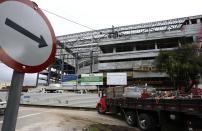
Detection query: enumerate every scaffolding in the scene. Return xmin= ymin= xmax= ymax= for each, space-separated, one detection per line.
xmin=56 ymin=15 xmax=200 ymax=59
xmin=36 ymin=41 xmax=75 ymax=86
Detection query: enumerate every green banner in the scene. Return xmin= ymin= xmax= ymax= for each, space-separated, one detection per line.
xmin=80 ymin=73 xmax=103 ymax=85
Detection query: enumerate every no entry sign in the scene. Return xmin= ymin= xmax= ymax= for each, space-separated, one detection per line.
xmin=0 ymin=0 xmax=56 ymax=73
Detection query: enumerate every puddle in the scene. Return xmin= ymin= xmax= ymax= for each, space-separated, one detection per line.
xmin=84 ymin=123 xmax=137 ymax=131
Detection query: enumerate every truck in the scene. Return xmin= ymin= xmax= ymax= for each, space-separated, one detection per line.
xmin=96 ymin=86 xmax=202 ymax=131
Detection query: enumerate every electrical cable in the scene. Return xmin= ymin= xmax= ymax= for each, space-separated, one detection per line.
xmin=41 ymin=8 xmax=95 ymax=31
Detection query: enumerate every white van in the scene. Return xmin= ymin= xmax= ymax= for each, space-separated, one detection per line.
xmin=0 ymin=98 xmax=7 ymax=115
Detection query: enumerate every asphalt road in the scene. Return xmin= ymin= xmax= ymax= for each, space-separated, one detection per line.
xmin=0 ymin=106 xmax=137 ymax=131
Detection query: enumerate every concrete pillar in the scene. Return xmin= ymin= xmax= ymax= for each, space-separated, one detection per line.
xmin=197 ymin=19 xmax=200 ymax=24
xmin=75 ymin=53 xmax=78 ymax=74
xmin=90 ymin=51 xmax=93 ymax=73
xmin=189 ymin=20 xmax=191 ymax=25
xmin=47 ymin=65 xmax=52 ymax=86
xmin=133 ymin=45 xmax=136 ymax=51
xmin=178 ymin=40 xmax=182 ymax=47
xmin=199 ymin=75 xmax=202 ymax=84
xmin=155 ymin=43 xmax=158 ymax=49
xmin=113 ymin=47 xmax=116 ymax=53
xmin=193 ymin=36 xmax=197 ymax=43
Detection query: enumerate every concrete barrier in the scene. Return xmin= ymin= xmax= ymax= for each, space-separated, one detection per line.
xmin=20 ymin=92 xmax=99 ymax=108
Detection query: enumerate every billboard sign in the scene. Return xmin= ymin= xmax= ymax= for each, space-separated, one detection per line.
xmin=107 ymin=72 xmax=127 ymax=85
xmin=61 ymin=74 xmax=77 ymax=85
xmin=81 ymin=73 xmax=103 ymax=85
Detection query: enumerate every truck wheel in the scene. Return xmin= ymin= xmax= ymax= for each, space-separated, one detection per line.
xmin=138 ymin=113 xmax=156 ymax=131
xmin=125 ymin=111 xmax=136 ymax=126
xmin=97 ymin=104 xmax=105 ymax=114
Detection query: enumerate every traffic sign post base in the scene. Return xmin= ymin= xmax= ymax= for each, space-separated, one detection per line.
xmin=2 ymin=70 xmax=25 ymax=131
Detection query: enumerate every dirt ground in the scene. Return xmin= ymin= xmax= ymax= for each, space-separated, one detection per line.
xmin=14 ymin=107 xmax=139 ymax=131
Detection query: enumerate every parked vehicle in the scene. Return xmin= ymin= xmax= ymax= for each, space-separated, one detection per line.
xmin=96 ymin=86 xmax=202 ymax=131
xmin=0 ymin=98 xmax=7 ymax=115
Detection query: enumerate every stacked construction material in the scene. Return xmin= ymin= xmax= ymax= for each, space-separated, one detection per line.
xmin=106 ymin=86 xmax=124 ymax=98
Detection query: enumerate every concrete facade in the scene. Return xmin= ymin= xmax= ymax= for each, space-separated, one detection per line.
xmin=57 ymin=15 xmax=202 ymax=87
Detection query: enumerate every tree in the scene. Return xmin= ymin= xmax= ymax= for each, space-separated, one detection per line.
xmin=155 ymin=44 xmax=202 ymax=92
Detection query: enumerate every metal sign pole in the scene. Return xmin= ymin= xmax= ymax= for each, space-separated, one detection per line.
xmin=2 ymin=70 xmax=25 ymax=131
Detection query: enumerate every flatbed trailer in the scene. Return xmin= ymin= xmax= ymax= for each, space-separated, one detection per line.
xmin=97 ymin=96 xmax=202 ymax=131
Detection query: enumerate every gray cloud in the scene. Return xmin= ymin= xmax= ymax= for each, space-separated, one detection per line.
xmin=0 ymin=63 xmax=37 ymax=86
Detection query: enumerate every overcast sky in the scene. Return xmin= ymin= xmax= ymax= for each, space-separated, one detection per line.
xmin=0 ymin=0 xmax=202 ymax=85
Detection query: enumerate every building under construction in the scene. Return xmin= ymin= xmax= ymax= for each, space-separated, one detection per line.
xmin=37 ymin=15 xmax=202 ymax=88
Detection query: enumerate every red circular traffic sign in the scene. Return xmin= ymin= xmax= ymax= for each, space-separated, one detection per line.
xmin=0 ymin=0 xmax=56 ymax=73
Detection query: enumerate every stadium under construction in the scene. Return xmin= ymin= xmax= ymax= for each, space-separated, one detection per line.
xmin=36 ymin=15 xmax=202 ymax=89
